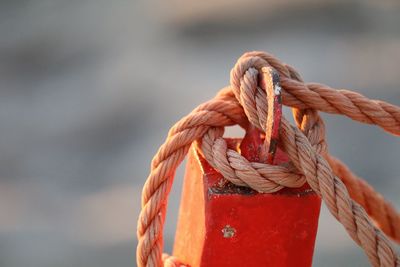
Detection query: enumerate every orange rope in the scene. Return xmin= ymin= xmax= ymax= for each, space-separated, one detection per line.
xmin=137 ymin=51 xmax=400 ymax=267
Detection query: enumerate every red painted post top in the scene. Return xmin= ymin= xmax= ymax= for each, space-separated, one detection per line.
xmin=173 ymin=138 xmax=322 ymax=267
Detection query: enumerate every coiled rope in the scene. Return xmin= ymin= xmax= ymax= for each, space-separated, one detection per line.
xmin=137 ymin=51 xmax=400 ymax=267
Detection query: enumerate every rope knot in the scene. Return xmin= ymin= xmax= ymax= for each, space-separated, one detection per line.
xmin=199 ymin=52 xmax=328 ymax=193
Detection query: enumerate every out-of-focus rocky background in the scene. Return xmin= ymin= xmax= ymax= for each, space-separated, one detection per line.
xmin=0 ymin=0 xmax=399 ymax=266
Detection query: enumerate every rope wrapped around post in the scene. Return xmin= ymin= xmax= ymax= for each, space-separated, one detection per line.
xmin=137 ymin=51 xmax=400 ymax=267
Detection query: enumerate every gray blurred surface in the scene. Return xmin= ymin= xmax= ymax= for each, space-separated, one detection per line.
xmin=0 ymin=0 xmax=399 ymax=266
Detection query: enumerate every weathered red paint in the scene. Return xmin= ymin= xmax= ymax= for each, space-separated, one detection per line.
xmin=259 ymin=67 xmax=282 ymax=164
xmin=240 ymin=125 xmax=266 ymax=163
xmin=173 ymin=138 xmax=322 ymax=267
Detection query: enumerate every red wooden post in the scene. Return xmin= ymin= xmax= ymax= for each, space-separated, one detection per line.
xmin=172 ymin=68 xmax=321 ymax=266
xmin=173 ymin=139 xmax=321 ymax=267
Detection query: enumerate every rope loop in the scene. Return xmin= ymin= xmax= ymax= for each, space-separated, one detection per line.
xmin=198 ymin=126 xmax=305 ymax=193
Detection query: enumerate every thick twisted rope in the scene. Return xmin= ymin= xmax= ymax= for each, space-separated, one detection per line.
xmin=328 ymin=156 xmax=400 ymax=243
xmin=137 ymin=51 xmax=400 ymax=267
xmin=233 ymin=51 xmax=400 ymax=136
xmin=292 ymin=107 xmax=400 ymax=244
xmin=199 ymin=126 xmax=305 ymax=193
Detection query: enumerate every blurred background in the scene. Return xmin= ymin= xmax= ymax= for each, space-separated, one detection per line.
xmin=0 ymin=0 xmax=399 ymax=266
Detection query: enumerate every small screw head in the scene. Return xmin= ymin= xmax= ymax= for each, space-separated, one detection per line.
xmin=222 ymin=225 xmax=236 ymax=238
